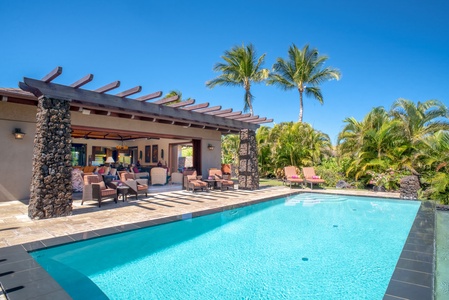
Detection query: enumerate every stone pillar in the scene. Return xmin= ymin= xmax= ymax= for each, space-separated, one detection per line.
xmin=238 ymin=129 xmax=259 ymax=190
xmin=399 ymin=175 xmax=420 ymax=200
xmin=28 ymin=97 xmax=73 ymax=219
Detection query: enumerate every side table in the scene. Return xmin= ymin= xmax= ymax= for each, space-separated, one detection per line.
xmin=116 ymin=186 xmax=129 ymax=202
xmin=204 ymin=179 xmax=216 ymax=190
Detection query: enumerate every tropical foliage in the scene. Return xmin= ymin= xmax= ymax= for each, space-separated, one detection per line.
xmin=337 ymin=98 xmax=449 ymax=202
xmin=267 ymin=44 xmax=341 ymax=122
xmin=206 ymin=43 xmax=269 ymax=116
xmin=256 ymin=122 xmax=332 ymax=178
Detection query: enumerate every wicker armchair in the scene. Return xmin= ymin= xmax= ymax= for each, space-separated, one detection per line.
xmin=82 ymin=174 xmax=117 ymax=207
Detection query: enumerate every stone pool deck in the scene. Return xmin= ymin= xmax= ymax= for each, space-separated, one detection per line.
xmin=0 ymin=186 xmax=400 ymax=248
xmin=1 ymin=186 xmax=435 ymax=300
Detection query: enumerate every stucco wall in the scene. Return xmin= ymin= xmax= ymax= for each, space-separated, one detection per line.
xmin=0 ymin=102 xmax=222 ymax=201
xmin=0 ymin=102 xmax=36 ymax=201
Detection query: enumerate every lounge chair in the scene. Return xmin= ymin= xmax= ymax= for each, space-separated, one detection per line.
xmin=82 ymin=174 xmax=117 ymax=207
xmin=284 ymin=166 xmax=304 ymax=188
xmin=302 ymin=167 xmax=326 ymax=189
xmin=185 ymin=171 xmax=208 ymax=192
xmin=208 ymin=169 xmax=234 ymax=191
xmin=121 ymin=173 xmax=149 ymax=200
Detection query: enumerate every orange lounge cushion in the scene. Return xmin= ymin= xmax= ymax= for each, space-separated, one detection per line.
xmin=137 ymin=185 xmax=148 ymax=191
xmin=190 ymin=180 xmax=207 ymax=188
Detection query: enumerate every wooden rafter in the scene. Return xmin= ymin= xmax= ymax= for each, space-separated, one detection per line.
xmin=182 ymin=102 xmax=209 ymax=111
xmin=219 ymin=111 xmax=242 ymax=118
xmin=153 ymin=95 xmax=179 ymax=104
xmin=252 ymin=118 xmax=273 ymax=124
xmin=169 ymin=99 xmax=195 ymax=108
xmin=70 ymin=74 xmax=94 ymax=88
xmin=95 ymin=81 xmax=120 ymax=93
xmin=237 ymin=115 xmax=260 ymax=121
xmin=206 ymin=108 xmax=232 ymax=115
xmin=42 ymin=67 xmax=62 ymax=83
xmin=229 ymin=113 xmax=251 ymax=119
xmin=116 ymin=86 xmax=142 ymax=98
xmin=136 ymin=91 xmax=163 ymax=101
xmin=195 ymin=105 xmax=221 ymax=113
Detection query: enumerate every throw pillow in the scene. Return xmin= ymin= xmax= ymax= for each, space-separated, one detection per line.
xmin=98 ymin=181 xmax=106 ymax=190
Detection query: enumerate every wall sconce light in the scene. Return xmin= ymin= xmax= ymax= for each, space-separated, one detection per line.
xmin=207 ymin=144 xmax=215 ymax=151
xmin=13 ymin=128 xmax=26 ymax=139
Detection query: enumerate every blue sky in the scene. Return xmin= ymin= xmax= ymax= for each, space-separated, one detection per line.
xmin=1 ymin=0 xmax=448 ymax=144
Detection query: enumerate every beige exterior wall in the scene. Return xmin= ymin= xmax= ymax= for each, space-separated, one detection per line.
xmin=0 ymin=102 xmax=37 ymax=201
xmin=0 ymin=102 xmax=222 ymax=201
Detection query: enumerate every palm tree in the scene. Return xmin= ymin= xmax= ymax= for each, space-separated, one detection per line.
xmin=390 ymin=98 xmax=449 ymax=147
xmin=267 ymin=44 xmax=341 ymax=122
xmin=206 ymin=44 xmax=269 ymax=116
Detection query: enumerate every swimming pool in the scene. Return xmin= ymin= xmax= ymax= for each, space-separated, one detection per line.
xmin=30 ymin=193 xmax=420 ymax=299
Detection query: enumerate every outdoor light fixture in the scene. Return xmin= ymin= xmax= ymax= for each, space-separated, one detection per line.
xmin=13 ymin=128 xmax=25 ymax=139
xmin=207 ymin=144 xmax=215 ymax=151
xmin=116 ymin=139 xmax=128 ymax=150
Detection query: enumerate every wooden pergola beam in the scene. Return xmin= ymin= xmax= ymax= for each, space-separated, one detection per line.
xmin=219 ymin=111 xmax=242 ymax=118
xmin=116 ymin=86 xmax=142 ymax=98
xmin=206 ymin=108 xmax=232 ymax=115
xmin=95 ymin=81 xmax=120 ymax=93
xmin=70 ymin=74 xmax=94 ymax=88
xmin=195 ymin=105 xmax=221 ymax=113
xmin=153 ymin=95 xmax=179 ymax=104
xmin=237 ymin=115 xmax=260 ymax=121
xmin=136 ymin=91 xmax=163 ymax=101
xmin=252 ymin=118 xmax=273 ymax=124
xmin=42 ymin=66 xmax=62 ymax=83
xmin=182 ymin=102 xmax=209 ymax=111
xmin=169 ymin=99 xmax=195 ymax=108
xmin=229 ymin=113 xmax=252 ymax=119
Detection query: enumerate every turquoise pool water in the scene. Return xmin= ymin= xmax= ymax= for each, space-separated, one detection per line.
xmin=31 ymin=193 xmax=420 ymax=299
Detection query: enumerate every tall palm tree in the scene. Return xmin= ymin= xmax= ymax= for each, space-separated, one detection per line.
xmin=267 ymin=44 xmax=341 ymax=122
xmin=206 ymin=44 xmax=269 ymax=116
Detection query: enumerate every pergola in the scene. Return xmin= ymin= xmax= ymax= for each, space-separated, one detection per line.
xmin=10 ymin=67 xmax=269 ymax=219
xmin=16 ymin=67 xmax=272 ymax=140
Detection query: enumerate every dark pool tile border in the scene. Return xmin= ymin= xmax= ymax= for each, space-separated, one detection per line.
xmin=384 ymin=201 xmax=435 ymax=300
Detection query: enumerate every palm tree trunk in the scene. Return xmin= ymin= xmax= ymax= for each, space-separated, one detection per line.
xmin=246 ymin=86 xmax=253 ymax=116
xmin=298 ymin=89 xmax=304 ymax=122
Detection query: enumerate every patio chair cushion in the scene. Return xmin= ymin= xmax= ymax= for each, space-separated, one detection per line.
xmin=98 ymin=181 xmax=106 ymax=190
xmin=101 ymin=188 xmax=117 ymax=197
